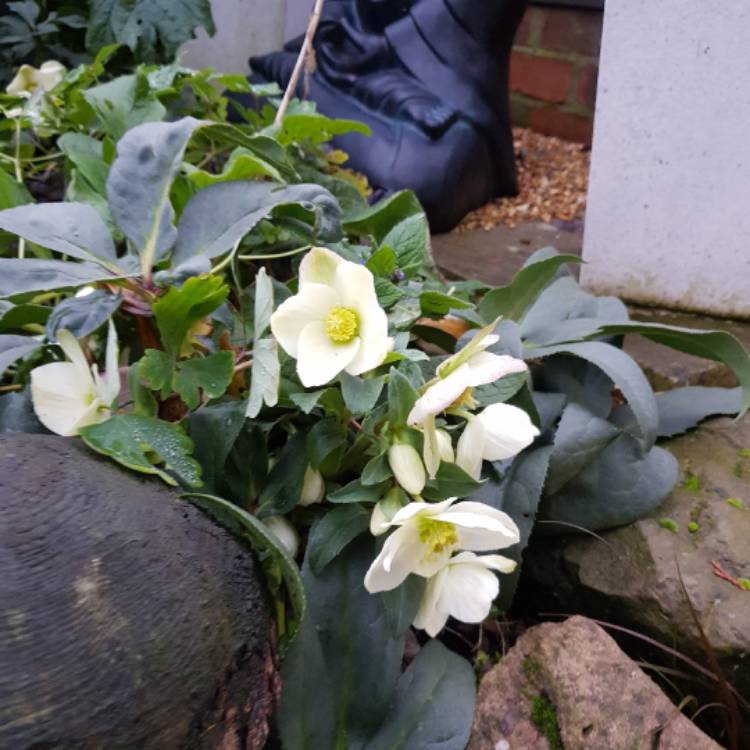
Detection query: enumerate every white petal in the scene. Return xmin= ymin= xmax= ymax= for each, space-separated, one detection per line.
xmin=30 ymin=362 xmax=102 ymax=436
xmin=413 ymin=567 xmax=450 ymax=637
xmin=296 ymin=320 xmax=360 ymax=387
xmin=462 ymin=552 xmax=518 ymax=574
xmin=263 ymin=516 xmax=299 ymax=558
xmin=422 ymin=415 xmax=441 ymax=479
xmin=438 ymin=561 xmax=499 ymax=624
xmin=438 ymin=501 xmax=520 ymax=542
xmin=364 ymin=525 xmax=422 ymax=592
xmin=407 ymin=366 xmax=472 ymax=425
xmin=388 ymin=443 xmax=426 ymax=495
xmin=334 ymin=262 xmax=391 ymax=375
xmin=298 ymin=246 xmax=343 ymax=287
xmin=455 ymin=417 xmax=485 ymax=481
xmin=270 ymin=284 xmax=340 ymax=358
xmin=99 ymin=319 xmax=120 ymax=405
xmin=298 ymin=465 xmax=325 ymax=506
xmin=465 ymin=352 xmax=528 ymax=387
xmin=477 ymin=403 xmax=540 ymax=461
xmin=369 ymin=501 xmax=391 ymax=536
xmin=56 ymin=329 xmax=92 ymax=378
xmin=37 ymin=60 xmax=65 ymax=91
xmin=436 ymin=429 xmax=455 ymax=463
xmin=388 ymin=498 xmax=457 ymax=527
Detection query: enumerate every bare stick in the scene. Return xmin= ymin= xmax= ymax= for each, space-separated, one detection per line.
xmin=274 ymin=0 xmax=325 ymax=126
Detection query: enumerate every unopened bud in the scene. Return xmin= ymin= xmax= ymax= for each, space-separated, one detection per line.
xmin=388 ymin=442 xmax=426 ymax=496
xmin=435 ymin=429 xmax=455 ymax=463
xmin=370 ymin=487 xmax=405 ymax=536
xmin=263 ymin=515 xmax=299 ymax=558
xmin=299 ymin=465 xmax=325 ymax=506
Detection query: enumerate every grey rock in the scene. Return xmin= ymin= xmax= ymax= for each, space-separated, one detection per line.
xmin=0 ymin=433 xmax=275 ymax=750
xmin=469 ymin=616 xmax=723 ymax=750
xmin=524 ymin=416 xmax=750 ymax=696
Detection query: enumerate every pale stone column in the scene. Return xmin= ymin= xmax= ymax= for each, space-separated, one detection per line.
xmin=581 ymin=0 xmax=750 ymax=319
xmin=180 ymin=0 xmax=287 ymax=74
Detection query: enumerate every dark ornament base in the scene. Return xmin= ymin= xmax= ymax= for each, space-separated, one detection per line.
xmin=249 ymin=0 xmax=528 ymax=232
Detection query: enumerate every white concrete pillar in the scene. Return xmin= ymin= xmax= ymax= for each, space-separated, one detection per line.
xmin=180 ymin=0 xmax=287 ymax=75
xmin=581 ymin=0 xmax=750 ymax=319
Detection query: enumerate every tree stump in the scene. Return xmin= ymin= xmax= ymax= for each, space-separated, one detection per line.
xmin=0 ymin=433 xmax=276 ymax=750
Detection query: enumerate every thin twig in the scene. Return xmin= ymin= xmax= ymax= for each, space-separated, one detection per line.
xmin=274 ymin=0 xmax=325 ymax=126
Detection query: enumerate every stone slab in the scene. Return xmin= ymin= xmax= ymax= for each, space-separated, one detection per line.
xmin=470 ymin=616 xmax=722 ymax=750
xmin=523 ymin=416 xmax=750 ymax=697
xmin=432 ymin=221 xmax=583 ymax=287
xmin=581 ymin=0 xmax=750 ymax=318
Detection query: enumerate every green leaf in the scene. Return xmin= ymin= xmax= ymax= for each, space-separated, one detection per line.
xmin=525 ymin=340 xmax=658 ymax=451
xmin=307 ymin=418 xmax=348 ymax=469
xmin=258 ymin=432 xmax=308 ymax=517
xmin=80 ymin=414 xmax=202 ymax=487
xmin=253 ymin=267 xmax=273 ymax=340
xmin=273 ymin=111 xmax=371 ymax=146
xmin=0 ymin=202 xmax=119 ymax=269
xmin=0 ymin=303 xmax=50 ymax=333
xmin=184 ymin=492 xmax=305 ymax=639
xmin=340 ymin=372 xmax=386 ymax=414
xmin=59 ymin=133 xmax=109 ymax=196
xmin=172 ymin=181 xmax=339 ymax=264
xmin=366 ymin=245 xmax=398 ymax=277
xmin=289 ymin=388 xmax=327 ymax=413
xmin=469 ymin=446 xmax=553 ymax=611
xmin=387 ymin=367 xmax=418 ymax=428
xmin=152 ymin=274 xmax=228 ymax=357
xmin=478 ymin=252 xmax=582 ymax=324
xmin=87 ymin=0 xmax=215 ymax=61
xmin=381 ymin=213 xmax=432 ymax=280
xmin=185 ymin=146 xmax=283 ymax=187
xmin=538 ymin=433 xmax=678 ymax=535
xmin=654 ymin=386 xmax=741 ymax=438
xmin=246 ymin=338 xmax=280 ymax=418
xmin=328 ymin=478 xmax=390 ymax=504
xmin=173 ymin=351 xmax=234 ymax=409
xmin=419 ymin=290 xmax=472 ymax=318
xmin=138 ymin=348 xmax=173 ymax=396
xmin=362 ymin=451 xmax=392 ymax=486
xmin=127 ymin=364 xmax=157 ymax=417
xmin=546 ymin=403 xmax=621 ymax=495
xmin=422 ymin=462 xmax=483 ymax=502
xmin=46 ymin=290 xmax=121 ymax=339
xmin=380 ymin=574 xmax=425 ymax=639
xmin=278 ymin=537 xmax=403 ymax=750
xmin=0 ymin=334 xmax=41 ymax=375
xmin=0 ymin=168 xmax=32 ymax=210
xmin=83 ymin=73 xmax=167 ymax=140
xmin=307 ymin=504 xmax=370 ymax=575
xmin=473 ymin=371 xmax=528 ymax=406
xmin=366 ymin=639 xmax=476 ymax=750
xmin=590 ymin=321 xmax=750 ymax=418
xmin=107 ymin=117 xmax=203 ymax=273
xmin=375 ymin=277 xmax=406 ymax=309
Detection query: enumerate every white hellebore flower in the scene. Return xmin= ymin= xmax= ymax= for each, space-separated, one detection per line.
xmin=456 ymin=402 xmax=540 ymax=480
xmin=270 ymin=247 xmax=392 ymax=387
xmin=263 ymin=515 xmax=300 ymax=558
xmin=388 ymin=441 xmax=426 ymax=496
xmin=299 ymin=465 xmax=325 ymax=506
xmin=364 ymin=498 xmax=519 ymax=593
xmin=30 ymin=322 xmax=120 ymax=437
xmin=413 ymin=551 xmax=517 ymax=637
xmin=6 ymin=61 xmax=66 ymax=96
xmin=370 ymin=487 xmax=406 ymax=536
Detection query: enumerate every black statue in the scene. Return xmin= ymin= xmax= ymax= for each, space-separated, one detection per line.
xmin=250 ymin=0 xmax=528 ymax=232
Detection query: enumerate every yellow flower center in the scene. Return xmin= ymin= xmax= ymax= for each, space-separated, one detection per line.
xmin=418 ymin=517 xmax=459 ymax=556
xmin=449 ymin=387 xmax=476 ymax=410
xmin=325 ymin=307 xmax=359 ymax=344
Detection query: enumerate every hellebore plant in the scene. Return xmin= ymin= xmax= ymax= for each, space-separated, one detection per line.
xmin=2 ymin=62 xmax=750 ymax=750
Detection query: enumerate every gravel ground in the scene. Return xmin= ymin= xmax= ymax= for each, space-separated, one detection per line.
xmin=456 ymin=128 xmax=590 ymax=232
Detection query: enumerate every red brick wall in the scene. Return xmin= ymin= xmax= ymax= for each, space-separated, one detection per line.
xmin=510 ymin=5 xmax=602 ymax=144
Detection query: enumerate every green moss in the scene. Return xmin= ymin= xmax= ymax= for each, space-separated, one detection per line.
xmin=658 ymin=518 xmax=680 ymax=534
xmin=530 ymin=694 xmax=563 ymax=750
xmin=687 ymin=521 xmax=700 ymax=533
xmin=682 ymin=472 xmax=701 ymax=491
xmin=727 ymin=497 xmax=746 ymax=511
xmin=739 ymin=578 xmax=750 ymax=592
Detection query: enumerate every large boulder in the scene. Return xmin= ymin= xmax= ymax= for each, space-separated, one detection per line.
xmin=0 ymin=434 xmax=275 ymax=750
xmin=523 ymin=416 xmax=750 ymax=696
xmin=469 ymin=616 xmax=722 ymax=750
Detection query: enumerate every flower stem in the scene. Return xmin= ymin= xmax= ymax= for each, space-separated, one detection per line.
xmin=237 ymin=245 xmax=311 ymax=262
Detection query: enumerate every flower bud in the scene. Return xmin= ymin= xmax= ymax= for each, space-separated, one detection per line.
xmin=299 ymin=465 xmax=325 ymax=506
xmin=263 ymin=515 xmax=299 ymax=558
xmin=388 ymin=442 xmax=426 ymax=496
xmin=435 ymin=429 xmax=455 ymax=463
xmin=369 ymin=487 xmax=405 ymax=536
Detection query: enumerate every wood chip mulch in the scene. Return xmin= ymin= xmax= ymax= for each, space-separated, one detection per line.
xmin=456 ymin=127 xmax=591 ymax=232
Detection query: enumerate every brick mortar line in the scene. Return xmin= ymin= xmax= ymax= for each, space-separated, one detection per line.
xmin=512 ymin=44 xmax=599 ymax=66
xmin=510 ymin=92 xmax=594 ymax=119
